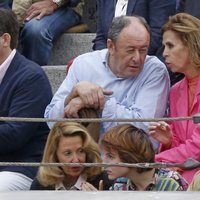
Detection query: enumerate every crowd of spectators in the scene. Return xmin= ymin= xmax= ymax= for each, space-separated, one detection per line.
xmin=0 ymin=0 xmax=200 ymax=192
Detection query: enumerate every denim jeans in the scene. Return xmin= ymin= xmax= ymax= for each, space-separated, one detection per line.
xmin=0 ymin=0 xmax=12 ymax=8
xmin=20 ymin=6 xmax=81 ymax=65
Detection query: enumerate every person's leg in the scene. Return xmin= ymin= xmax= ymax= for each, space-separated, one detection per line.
xmin=20 ymin=6 xmax=81 ymax=65
xmin=0 ymin=171 xmax=32 ymax=191
xmin=0 ymin=0 xmax=12 ymax=8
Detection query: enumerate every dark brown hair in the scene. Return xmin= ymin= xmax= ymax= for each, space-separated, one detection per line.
xmin=101 ymin=124 xmax=155 ymax=173
xmin=0 ymin=8 xmax=19 ymax=49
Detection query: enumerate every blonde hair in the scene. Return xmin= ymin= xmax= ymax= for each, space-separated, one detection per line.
xmin=101 ymin=124 xmax=155 ymax=173
xmin=162 ymin=13 xmax=200 ymax=67
xmin=37 ymin=122 xmax=101 ymax=187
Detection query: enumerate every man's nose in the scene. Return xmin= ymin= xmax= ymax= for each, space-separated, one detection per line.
xmin=132 ymin=50 xmax=140 ymax=62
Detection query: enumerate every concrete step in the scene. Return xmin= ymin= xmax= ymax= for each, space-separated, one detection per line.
xmin=44 ymin=32 xmax=96 ymax=93
xmin=49 ymin=33 xmax=95 ymax=65
xmin=42 ymin=65 xmax=67 ymax=94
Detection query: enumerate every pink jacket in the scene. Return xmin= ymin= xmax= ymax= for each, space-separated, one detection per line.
xmin=155 ymin=77 xmax=200 ymax=183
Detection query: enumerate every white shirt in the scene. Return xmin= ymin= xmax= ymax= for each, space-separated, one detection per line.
xmin=115 ymin=0 xmax=129 ymax=17
xmin=0 ymin=49 xmax=16 ymax=84
xmin=55 ymin=175 xmax=86 ymax=190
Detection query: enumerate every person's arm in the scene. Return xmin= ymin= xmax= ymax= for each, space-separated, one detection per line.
xmin=156 ymin=124 xmax=200 ymax=163
xmin=64 ymin=80 xmax=112 ymax=109
xmin=48 ymin=81 xmax=112 ymax=119
xmin=148 ymin=121 xmax=173 ymax=148
xmin=148 ymin=0 xmax=176 ymax=55
xmin=45 ymin=56 xmax=112 ymax=128
xmin=64 ymin=97 xmax=84 ymax=118
xmin=25 ymin=0 xmax=71 ymax=21
xmin=0 ymin=70 xmax=52 ymax=153
xmin=156 ymin=79 xmax=200 ymax=163
xmin=44 ymin=74 xmax=74 ymax=128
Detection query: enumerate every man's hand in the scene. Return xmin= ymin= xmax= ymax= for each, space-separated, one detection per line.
xmin=64 ymin=97 xmax=84 ymax=118
xmin=26 ymin=0 xmax=57 ymax=21
xmin=148 ymin=121 xmax=172 ymax=148
xmin=66 ymin=81 xmax=113 ymax=110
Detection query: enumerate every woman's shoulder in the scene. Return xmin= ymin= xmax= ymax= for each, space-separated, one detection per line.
xmin=170 ymin=77 xmax=186 ymax=92
xmin=30 ymin=178 xmax=55 ymax=190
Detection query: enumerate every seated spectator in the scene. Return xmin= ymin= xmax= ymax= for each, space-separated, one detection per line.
xmin=93 ymin=0 xmax=176 ymax=56
xmin=30 ymin=122 xmax=112 ymax=190
xmin=0 ymin=8 xmax=52 ymax=191
xmin=100 ymin=124 xmax=188 ymax=191
xmin=0 ymin=0 xmax=12 ymax=8
xmin=12 ymin=0 xmax=83 ymax=65
xmin=148 ymin=13 xmax=200 ymax=183
xmin=44 ymin=15 xmax=170 ymax=150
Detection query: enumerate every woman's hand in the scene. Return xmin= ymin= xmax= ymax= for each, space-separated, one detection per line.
xmin=80 ymin=182 xmax=97 ymax=191
xmin=80 ymin=180 xmax=103 ymax=191
xmin=148 ymin=121 xmax=172 ymax=148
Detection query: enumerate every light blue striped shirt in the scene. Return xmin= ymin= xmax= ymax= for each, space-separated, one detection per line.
xmin=45 ymin=49 xmax=170 ymax=149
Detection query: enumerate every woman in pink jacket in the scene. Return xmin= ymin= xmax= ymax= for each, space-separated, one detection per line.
xmin=149 ymin=13 xmax=200 ymax=184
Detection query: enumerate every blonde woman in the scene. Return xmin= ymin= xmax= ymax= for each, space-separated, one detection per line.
xmin=30 ymin=122 xmax=111 ymax=190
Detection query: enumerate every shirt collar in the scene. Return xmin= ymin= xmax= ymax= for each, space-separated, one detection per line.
xmin=102 ymin=50 xmax=110 ymax=68
xmin=127 ymin=172 xmax=156 ymax=191
xmin=102 ymin=50 xmax=125 ymax=80
xmin=127 ymin=179 xmax=155 ymax=191
xmin=0 ymin=49 xmax=16 ymax=84
xmin=55 ymin=175 xmax=87 ymax=190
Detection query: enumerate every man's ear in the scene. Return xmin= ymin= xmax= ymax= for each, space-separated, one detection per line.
xmin=107 ymin=39 xmax=115 ymax=55
xmin=0 ymin=33 xmax=11 ymax=47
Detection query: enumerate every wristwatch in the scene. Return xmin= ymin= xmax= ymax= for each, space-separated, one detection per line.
xmin=52 ymin=0 xmax=62 ymax=7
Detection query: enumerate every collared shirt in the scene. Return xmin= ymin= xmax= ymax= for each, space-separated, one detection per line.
xmin=110 ymin=169 xmax=188 ymax=191
xmin=55 ymin=175 xmax=86 ymax=190
xmin=45 ymin=49 xmax=170 ymax=149
xmin=115 ymin=0 xmax=129 ymax=17
xmin=0 ymin=49 xmax=16 ymax=84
